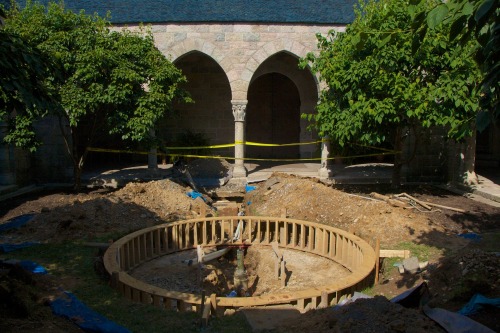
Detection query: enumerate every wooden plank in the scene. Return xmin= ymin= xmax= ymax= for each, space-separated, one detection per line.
xmin=300 ymin=224 xmax=305 ymax=249
xmin=379 ymin=249 xmax=410 ymax=258
xmin=319 ymin=291 xmax=329 ymax=309
xmin=308 ymin=226 xmax=314 ymax=251
xmin=281 ymin=260 xmax=286 ymax=287
xmin=265 ymin=220 xmax=270 ymax=244
xmin=374 ymin=239 xmax=380 ymax=284
xmin=194 ymin=222 xmax=198 ymax=246
xmin=164 ymin=228 xmax=172 ymax=252
xmin=329 ymin=231 xmax=335 ymax=257
xmin=172 ymin=225 xmax=178 ymax=250
xmin=210 ymin=293 xmax=217 ymax=315
xmin=297 ymin=298 xmax=305 ymax=312
xmin=202 ymin=220 xmax=207 ymax=245
xmin=154 ymin=230 xmax=160 ymax=255
xmin=202 ymin=297 xmax=211 ymax=327
xmin=211 ymin=220 xmax=216 ymax=244
xmin=425 ymin=202 xmax=467 ymax=213
xmin=322 ymin=229 xmax=328 ymax=255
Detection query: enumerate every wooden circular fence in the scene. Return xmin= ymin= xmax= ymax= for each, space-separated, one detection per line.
xmin=103 ymin=216 xmax=376 ymax=316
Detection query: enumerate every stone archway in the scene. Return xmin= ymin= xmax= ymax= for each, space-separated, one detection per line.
xmin=247 ymin=73 xmax=301 ymax=159
xmin=157 ymin=51 xmax=233 ymax=158
xmin=246 ymin=52 xmax=318 ymax=160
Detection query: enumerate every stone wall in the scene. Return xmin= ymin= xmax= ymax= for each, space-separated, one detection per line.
xmin=402 ymin=127 xmax=449 ymax=183
xmin=32 ymin=117 xmax=73 ymax=184
xmin=119 ymin=23 xmax=340 ymax=100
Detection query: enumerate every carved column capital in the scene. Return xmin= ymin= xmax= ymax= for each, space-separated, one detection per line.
xmin=231 ymin=100 xmax=247 ymax=122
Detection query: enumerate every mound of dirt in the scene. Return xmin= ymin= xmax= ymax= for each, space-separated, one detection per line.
xmin=276 ymin=296 xmax=446 ymax=333
xmin=2 ymin=179 xmax=211 ymax=244
xmin=0 ymin=262 xmax=83 ymax=333
xmin=245 ymin=174 xmax=450 ymax=247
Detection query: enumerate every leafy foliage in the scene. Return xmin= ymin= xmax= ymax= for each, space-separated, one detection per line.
xmin=411 ymin=0 xmax=499 ymax=131
xmin=2 ymin=1 xmax=190 ymax=187
xmin=0 ymin=27 xmax=61 ymax=151
xmin=301 ymin=0 xmax=481 ymax=183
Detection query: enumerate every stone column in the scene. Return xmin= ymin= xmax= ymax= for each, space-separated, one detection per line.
xmin=232 ymin=100 xmax=248 ymax=178
xmin=318 ymin=136 xmax=332 ymax=179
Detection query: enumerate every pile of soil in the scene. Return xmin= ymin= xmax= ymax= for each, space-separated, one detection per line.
xmin=275 ymin=296 xmax=447 ymax=333
xmin=1 ymin=172 xmax=499 ymax=331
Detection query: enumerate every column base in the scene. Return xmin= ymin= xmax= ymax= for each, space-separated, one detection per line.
xmin=318 ymin=167 xmax=332 ymax=180
xmin=232 ymin=164 xmax=247 ymax=178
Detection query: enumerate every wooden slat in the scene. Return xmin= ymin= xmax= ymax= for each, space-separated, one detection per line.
xmin=379 ymin=249 xmax=410 ymax=258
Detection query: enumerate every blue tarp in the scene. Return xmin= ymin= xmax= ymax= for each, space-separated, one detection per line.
xmin=19 ymin=260 xmax=48 ymax=274
xmin=458 ymin=233 xmax=482 ymax=241
xmin=186 ymin=191 xmax=206 ymax=201
xmin=458 ymin=294 xmax=500 ymax=316
xmin=51 ymin=291 xmax=131 ymax=333
xmin=0 ymin=214 xmax=36 ymax=233
xmin=245 ymin=185 xmax=256 ymax=193
xmin=0 ymin=242 xmax=40 ymax=253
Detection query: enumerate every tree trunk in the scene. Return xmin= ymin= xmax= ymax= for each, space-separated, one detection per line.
xmin=453 ymin=131 xmax=478 ymax=186
xmin=74 ymin=160 xmax=82 ymax=191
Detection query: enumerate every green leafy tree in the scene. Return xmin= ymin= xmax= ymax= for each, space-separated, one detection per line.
xmin=0 ymin=8 xmax=61 ymax=151
xmin=301 ymin=0 xmax=481 ymax=186
xmin=2 ymin=1 xmax=190 ymax=188
xmin=412 ymin=0 xmax=499 ymax=130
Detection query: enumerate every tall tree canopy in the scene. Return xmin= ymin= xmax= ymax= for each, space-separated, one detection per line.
xmin=412 ymin=0 xmax=499 ymax=130
xmin=1 ymin=1 xmax=190 ymax=188
xmin=301 ymin=0 xmax=482 ymax=185
xmin=0 ymin=8 xmax=60 ymax=151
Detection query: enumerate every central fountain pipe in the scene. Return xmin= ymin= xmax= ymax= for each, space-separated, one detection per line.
xmin=233 ymin=247 xmax=248 ymax=295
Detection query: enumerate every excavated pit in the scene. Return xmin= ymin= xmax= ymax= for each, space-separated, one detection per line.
xmin=103 ymin=216 xmax=376 ymax=314
xmin=130 ymin=245 xmax=351 ymax=297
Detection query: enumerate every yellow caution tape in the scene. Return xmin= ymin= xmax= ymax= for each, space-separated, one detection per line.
xmin=166 ymin=143 xmax=236 ymax=150
xmin=87 ymin=147 xmax=399 ymax=162
xmin=235 ymin=140 xmax=326 ymax=147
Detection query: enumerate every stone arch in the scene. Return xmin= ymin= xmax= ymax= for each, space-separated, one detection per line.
xmin=158 ymin=51 xmax=233 ymax=157
xmin=250 ymin=51 xmax=318 ymax=112
xmin=246 ymin=51 xmax=319 ymax=159
xmin=229 ymin=39 xmax=319 ymax=101
xmin=167 ymin=39 xmax=232 ymax=77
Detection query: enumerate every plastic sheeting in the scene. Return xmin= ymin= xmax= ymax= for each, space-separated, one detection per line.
xmin=0 ymin=242 xmax=39 ymax=253
xmin=186 ymin=190 xmax=206 ymax=201
xmin=245 ymin=185 xmax=256 ymax=193
xmin=51 ymin=291 xmax=131 ymax=333
xmin=19 ymin=260 xmax=48 ymax=274
xmin=458 ymin=233 xmax=482 ymax=241
xmin=458 ymin=294 xmax=500 ymax=316
xmin=423 ymin=305 xmax=495 ymax=333
xmin=390 ymin=281 xmax=430 ymax=308
xmin=390 ymin=282 xmax=495 ymax=333
xmin=0 ymin=214 xmax=36 ymax=233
